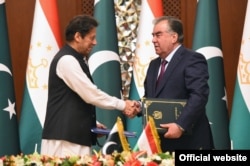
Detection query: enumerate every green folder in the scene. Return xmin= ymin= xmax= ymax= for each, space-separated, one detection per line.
xmin=142 ymin=98 xmax=191 ymax=134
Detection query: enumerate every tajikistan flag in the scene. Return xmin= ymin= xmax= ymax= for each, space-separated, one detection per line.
xmin=134 ymin=116 xmax=162 ymax=155
xmin=19 ymin=0 xmax=62 ymax=154
xmin=229 ymin=0 xmax=250 ymax=149
xmin=128 ymin=0 xmax=163 ymax=148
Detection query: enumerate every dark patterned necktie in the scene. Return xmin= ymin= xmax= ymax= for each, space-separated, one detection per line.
xmin=156 ymin=60 xmax=167 ymax=87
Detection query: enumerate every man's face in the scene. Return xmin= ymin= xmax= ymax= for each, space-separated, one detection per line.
xmin=78 ymin=28 xmax=97 ymax=56
xmin=152 ymin=21 xmax=177 ymax=58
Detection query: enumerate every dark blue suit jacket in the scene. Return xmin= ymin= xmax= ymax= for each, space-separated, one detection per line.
xmin=144 ymin=45 xmax=214 ymax=151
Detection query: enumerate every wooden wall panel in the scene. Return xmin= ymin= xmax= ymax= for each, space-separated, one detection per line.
xmin=5 ymin=0 xmax=35 ymax=118
xmin=218 ymin=0 xmax=247 ymax=116
xmin=181 ymin=0 xmax=197 ymax=47
xmin=5 ymin=0 xmax=248 ymax=118
xmin=57 ymin=0 xmax=83 ymax=43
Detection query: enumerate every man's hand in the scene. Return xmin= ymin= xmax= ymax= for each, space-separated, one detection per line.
xmin=96 ymin=122 xmax=107 ymax=138
xmin=160 ymin=123 xmax=183 ymax=139
xmin=123 ymin=100 xmax=141 ymax=118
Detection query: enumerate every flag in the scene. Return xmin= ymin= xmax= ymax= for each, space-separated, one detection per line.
xmin=134 ymin=116 xmax=162 ymax=155
xmin=19 ymin=0 xmax=62 ymax=154
xmin=101 ymin=117 xmax=130 ymax=155
xmin=192 ymin=0 xmax=230 ymax=149
xmin=229 ymin=1 xmax=250 ymax=149
xmin=128 ymin=0 xmax=163 ymax=148
xmin=89 ymin=0 xmax=124 ymax=150
xmin=0 ymin=0 xmax=20 ymax=156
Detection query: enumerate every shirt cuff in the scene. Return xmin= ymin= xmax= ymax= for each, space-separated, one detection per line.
xmin=177 ymin=124 xmax=185 ymax=132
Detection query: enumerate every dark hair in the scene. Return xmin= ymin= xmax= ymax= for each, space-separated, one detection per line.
xmin=153 ymin=16 xmax=184 ymax=43
xmin=65 ymin=15 xmax=98 ymax=41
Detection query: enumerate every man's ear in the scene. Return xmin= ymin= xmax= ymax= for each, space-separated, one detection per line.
xmin=171 ymin=32 xmax=178 ymax=43
xmin=74 ymin=32 xmax=82 ymax=42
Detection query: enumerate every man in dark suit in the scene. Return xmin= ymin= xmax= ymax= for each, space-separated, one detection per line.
xmin=142 ymin=16 xmax=214 ymax=151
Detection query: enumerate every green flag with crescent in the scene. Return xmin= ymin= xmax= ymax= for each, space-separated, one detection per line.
xmin=89 ymin=0 xmax=125 ymax=150
xmin=192 ymin=0 xmax=230 ymax=149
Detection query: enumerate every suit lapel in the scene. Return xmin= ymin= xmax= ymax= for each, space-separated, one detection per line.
xmin=151 ymin=58 xmax=162 ymax=96
xmin=155 ymin=46 xmax=184 ymax=96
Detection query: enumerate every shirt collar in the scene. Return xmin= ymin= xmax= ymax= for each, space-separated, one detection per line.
xmin=165 ymin=44 xmax=181 ymax=62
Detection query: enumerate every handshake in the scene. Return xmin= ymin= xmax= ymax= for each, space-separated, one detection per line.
xmin=122 ymin=100 xmax=141 ymax=118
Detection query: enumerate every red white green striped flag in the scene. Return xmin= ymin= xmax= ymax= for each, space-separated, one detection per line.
xmin=19 ymin=0 xmax=62 ymax=154
xmin=134 ymin=116 xmax=162 ymax=155
xmin=229 ymin=0 xmax=250 ymax=149
xmin=128 ymin=0 xmax=163 ymax=148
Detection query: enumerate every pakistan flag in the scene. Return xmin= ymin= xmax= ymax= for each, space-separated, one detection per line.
xmin=0 ymin=0 xmax=20 ymax=156
xmin=192 ymin=0 xmax=230 ymax=149
xmin=89 ymin=0 xmax=125 ymax=150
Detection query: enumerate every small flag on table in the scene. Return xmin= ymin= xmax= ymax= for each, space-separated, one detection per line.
xmin=101 ymin=117 xmax=131 ymax=155
xmin=134 ymin=116 xmax=162 ymax=155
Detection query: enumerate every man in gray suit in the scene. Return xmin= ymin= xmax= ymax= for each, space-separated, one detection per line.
xmin=141 ymin=16 xmax=214 ymax=151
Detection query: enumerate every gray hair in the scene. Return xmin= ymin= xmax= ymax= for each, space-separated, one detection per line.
xmin=153 ymin=16 xmax=184 ymax=43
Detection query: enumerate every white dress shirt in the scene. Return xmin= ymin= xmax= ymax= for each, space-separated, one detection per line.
xmin=56 ymin=55 xmax=125 ymax=111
